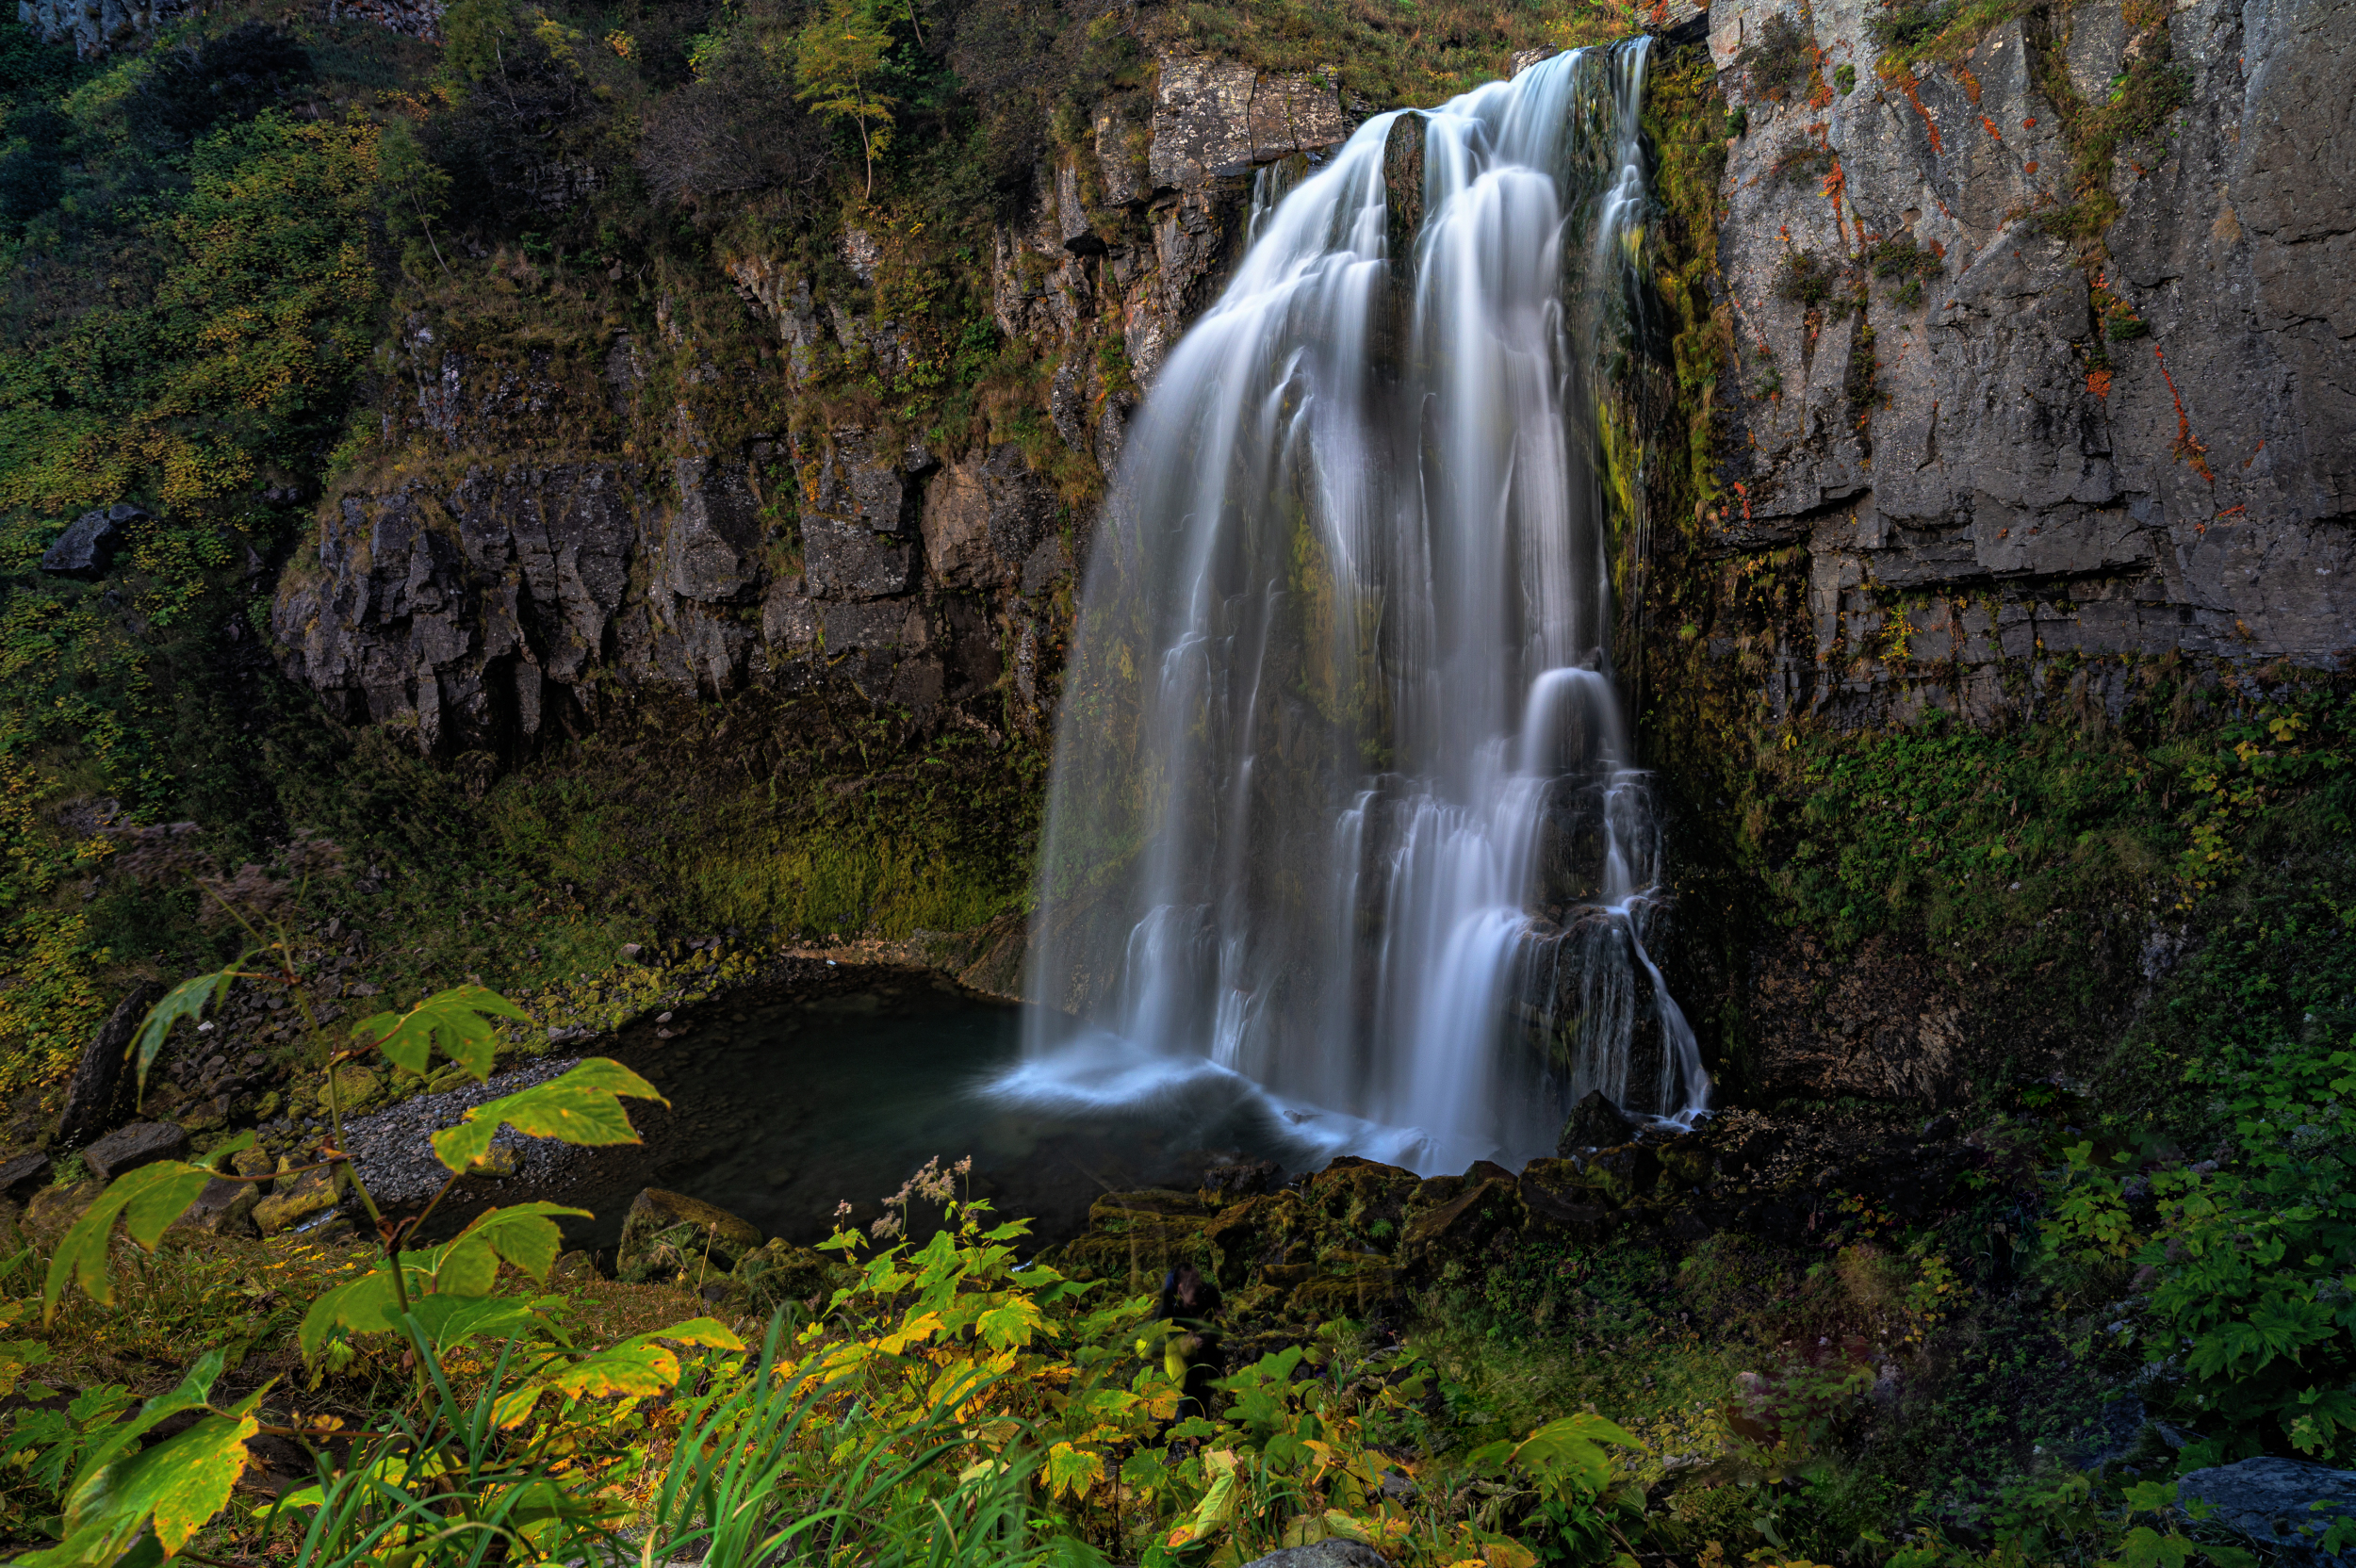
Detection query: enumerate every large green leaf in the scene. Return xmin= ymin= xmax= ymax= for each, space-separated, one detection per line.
xmin=544 ymin=1318 xmax=742 ymax=1400
xmin=44 ymin=1164 xmax=217 ymax=1325
xmin=294 ymin=1205 xmax=588 ymax=1364
xmin=432 ymin=1202 xmax=589 ymax=1294
xmin=22 ymin=1380 xmax=264 ymax=1568
xmin=402 ymin=1293 xmax=551 ymax=1353
xmin=71 ymin=1352 xmax=228 ymax=1488
xmin=350 ymin=984 xmax=530 ymax=1082
xmin=295 ymin=1257 xmax=417 ymax=1361
xmin=430 ymin=1058 xmax=664 ymax=1172
xmin=130 ymin=970 xmax=238 ymax=1104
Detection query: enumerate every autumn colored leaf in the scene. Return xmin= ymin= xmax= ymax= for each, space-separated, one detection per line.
xmin=350 ymin=983 xmax=529 ymax=1082
xmin=430 ymin=1058 xmax=664 ymax=1172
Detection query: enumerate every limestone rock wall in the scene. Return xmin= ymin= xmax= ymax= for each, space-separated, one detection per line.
xmin=1698 ymin=0 xmax=2355 ymax=727
xmin=272 ymin=56 xmax=1355 ymax=758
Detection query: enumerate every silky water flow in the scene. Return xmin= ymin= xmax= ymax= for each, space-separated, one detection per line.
xmin=996 ymin=41 xmax=1710 ymax=1176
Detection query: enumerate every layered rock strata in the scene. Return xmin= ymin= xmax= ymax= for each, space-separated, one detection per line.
xmin=1700 ymin=0 xmax=2355 ymax=725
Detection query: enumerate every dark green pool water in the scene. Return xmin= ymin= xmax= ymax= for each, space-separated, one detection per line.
xmin=530 ymin=966 xmax=1321 ymax=1254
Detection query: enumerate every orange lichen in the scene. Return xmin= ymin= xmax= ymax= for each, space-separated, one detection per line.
xmin=2154 ymin=349 xmax=2215 ymax=482
xmin=2086 ymin=368 xmax=2113 ymax=398
xmin=1955 ymin=66 xmax=1983 ymax=104
xmin=1887 ymin=69 xmax=1943 ymax=154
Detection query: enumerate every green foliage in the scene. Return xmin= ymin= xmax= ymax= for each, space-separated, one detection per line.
xmin=1758 ymin=718 xmax=2164 ymax=953
xmin=11 ymin=1350 xmax=265 ymax=1568
xmin=352 ymin=982 xmax=529 ymax=1081
xmin=1740 ymin=13 xmax=1817 ymax=101
xmin=2025 ymin=8 xmax=2190 ymax=241
xmin=1867 ymin=232 xmax=1944 ymax=307
xmin=426 ymin=1056 xmax=661 ymax=1168
xmin=0 ymin=108 xmax=380 ymax=517
xmin=440 ymin=0 xmax=523 ymax=84
xmin=2053 ymin=943 xmax=2356 ymax=1463
xmin=795 ymin=0 xmax=900 ymax=196
xmin=1773 ymin=249 xmax=1850 ymax=315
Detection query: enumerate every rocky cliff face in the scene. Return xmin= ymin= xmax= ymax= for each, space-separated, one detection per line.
xmin=1697 ymin=0 xmax=2354 ymax=726
xmin=271 ymin=57 xmax=1352 ymax=759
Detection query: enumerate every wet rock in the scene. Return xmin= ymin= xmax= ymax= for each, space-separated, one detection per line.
xmin=1558 ymin=1087 xmax=1642 ymax=1153
xmin=326 ymin=1064 xmax=384 ymax=1116
xmin=84 ymin=1120 xmax=189 ymax=1181
xmin=1519 ymin=1163 xmax=1622 ymax=1243
xmin=2175 ymin=1458 xmax=2356 ymax=1563
xmin=40 ymin=504 xmax=144 ymax=579
xmin=1302 ymin=1156 xmax=1416 ymax=1240
xmin=255 ymin=1166 xmax=347 ymax=1236
xmin=1061 ymin=1189 xmax=1215 ymax=1290
xmin=617 ymin=1188 xmax=763 ymax=1282
xmin=1203 ymin=1188 xmax=1315 ymax=1288
xmin=1400 ymin=1169 xmax=1525 ymax=1280
xmin=1202 ymin=1157 xmax=1284 ymax=1200
xmin=55 ymin=981 xmax=165 ymax=1151
xmin=170 ymin=1177 xmax=260 ymax=1237
xmin=1577 ymin=1143 xmax=1662 ymax=1203
xmin=1383 ymin=113 xmax=1425 ymax=281
xmin=728 ymin=1236 xmax=849 ymax=1313
xmin=1658 ymin=1136 xmax=1713 ymax=1187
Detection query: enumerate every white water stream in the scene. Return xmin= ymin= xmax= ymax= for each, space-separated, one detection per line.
xmin=1000 ymin=41 xmax=1710 ymax=1176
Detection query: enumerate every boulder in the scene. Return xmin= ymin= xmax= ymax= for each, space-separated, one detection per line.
xmin=1302 ymin=1157 xmax=1417 ymax=1243
xmin=548 ymin=1249 xmax=601 ymax=1284
xmin=254 ymin=1166 xmax=346 ymax=1236
xmin=2176 ymin=1458 xmax=2356 ymax=1563
xmin=170 ymin=1177 xmax=261 ymax=1237
xmin=54 ymin=980 xmax=165 ymax=1151
xmin=616 ymin=1188 xmax=762 ymax=1283
xmin=1519 ymin=1164 xmax=1622 ymax=1243
xmin=326 ymin=1064 xmax=384 ymax=1115
xmin=1558 ymin=1088 xmax=1643 ymax=1153
xmin=1239 ymin=1542 xmax=1389 ymax=1568
xmin=1579 ymin=1144 xmax=1664 ymax=1203
xmin=25 ymin=1181 xmax=101 ymax=1238
xmin=728 ymin=1237 xmax=849 ymax=1315
xmin=83 ymin=1120 xmax=189 ymax=1181
xmin=1400 ymin=1172 xmax=1526 ymax=1280
xmin=1059 ymin=1189 xmax=1214 ymax=1290
xmin=0 ymin=1152 xmax=51 ymax=1201
xmin=1203 ymin=1188 xmax=1314 ymax=1289
xmin=40 ymin=503 xmax=144 ymax=579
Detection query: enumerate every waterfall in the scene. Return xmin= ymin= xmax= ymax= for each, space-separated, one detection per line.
xmin=1008 ymin=41 xmax=1710 ymax=1177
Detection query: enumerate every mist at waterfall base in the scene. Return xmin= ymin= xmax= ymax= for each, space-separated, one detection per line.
xmin=1005 ymin=41 xmax=1710 ymax=1178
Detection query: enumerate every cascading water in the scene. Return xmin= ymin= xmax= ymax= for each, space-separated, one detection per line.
xmin=1002 ymin=41 xmax=1710 ymax=1176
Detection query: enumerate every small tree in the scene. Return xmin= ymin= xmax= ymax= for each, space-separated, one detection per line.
xmin=376 ymin=117 xmax=452 ymax=279
xmin=794 ymin=0 xmax=897 ymax=200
